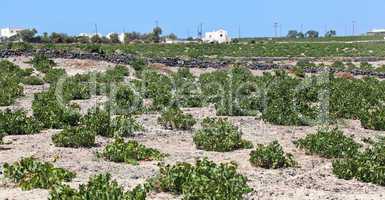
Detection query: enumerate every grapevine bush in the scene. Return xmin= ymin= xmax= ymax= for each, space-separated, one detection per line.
xmin=81 ymin=107 xmax=143 ymax=137
xmin=0 ymin=132 xmax=5 ymax=144
xmin=261 ymin=70 xmax=319 ymax=125
xmin=141 ymin=70 xmax=173 ymax=110
xmin=97 ymin=65 xmax=130 ymax=83
xmin=172 ymin=68 xmax=203 ymax=108
xmin=359 ymin=105 xmax=385 ymax=131
xmin=193 ymin=117 xmax=253 ymax=152
xmin=332 ymin=139 xmax=385 ymax=186
xmin=52 ymin=126 xmax=96 ymax=148
xmin=32 ymin=91 xmax=81 ymax=129
xmin=29 ymin=54 xmax=56 ymax=73
xmin=111 ymin=115 xmax=144 ymax=137
xmin=108 ymin=84 xmax=143 ymax=115
xmin=200 ymin=67 xmax=261 ymax=116
xmin=100 ymin=137 xmax=165 ymax=165
xmin=3 ymin=157 xmax=75 ymax=190
xmin=158 ymin=106 xmax=196 ymax=130
xmin=49 ymin=173 xmax=147 ymax=200
xmin=249 ymin=141 xmax=296 ymax=169
xmin=44 ymin=68 xmax=66 ymax=83
xmin=0 ymin=60 xmax=28 ymax=106
xmin=153 ymin=158 xmax=252 ymax=200
xmin=22 ymin=75 xmax=44 ymax=85
xmin=0 ymin=109 xmax=42 ymax=135
xmin=294 ymin=128 xmax=361 ymax=158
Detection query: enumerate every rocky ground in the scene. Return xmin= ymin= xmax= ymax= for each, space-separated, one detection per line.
xmin=1 ymin=57 xmax=385 ymax=200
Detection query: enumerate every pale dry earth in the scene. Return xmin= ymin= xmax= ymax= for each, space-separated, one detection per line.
xmin=1 ymin=57 xmax=385 ymax=200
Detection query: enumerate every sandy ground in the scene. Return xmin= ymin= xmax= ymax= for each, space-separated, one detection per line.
xmin=1 ymin=57 xmax=385 ymax=200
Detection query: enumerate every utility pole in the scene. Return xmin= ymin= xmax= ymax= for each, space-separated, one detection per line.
xmin=238 ymin=25 xmax=241 ymax=39
xmin=94 ymin=24 xmax=98 ymax=35
xmin=324 ymin=24 xmax=328 ymax=35
xmin=274 ymin=22 xmax=278 ymax=37
xmin=352 ymin=21 xmax=356 ymax=36
xmin=300 ymin=24 xmax=304 ymax=33
xmin=197 ymin=23 xmax=203 ymax=39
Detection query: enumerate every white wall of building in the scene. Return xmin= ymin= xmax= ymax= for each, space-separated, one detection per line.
xmin=105 ymin=32 xmax=125 ymax=43
xmin=202 ymin=29 xmax=231 ymax=43
xmin=78 ymin=33 xmax=102 ymax=38
xmin=0 ymin=28 xmax=25 ymax=38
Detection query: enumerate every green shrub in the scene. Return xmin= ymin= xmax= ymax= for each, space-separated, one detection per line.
xmin=154 ymin=158 xmax=252 ymax=200
xmin=0 ymin=75 xmax=24 ymax=106
xmin=0 ymin=61 xmax=27 ymax=106
xmin=0 ymin=60 xmax=32 ymax=77
xmin=292 ymin=66 xmax=305 ymax=78
xmin=0 ymin=132 xmax=4 ymax=143
xmin=296 ymin=59 xmax=316 ymax=68
xmin=0 ymin=109 xmax=42 ymax=135
xmin=111 ymin=115 xmax=144 ymax=137
xmin=375 ymin=65 xmax=385 ymax=73
xmin=108 ymin=84 xmax=143 ymax=115
xmin=249 ymin=141 xmax=296 ymax=169
xmin=331 ymin=61 xmax=346 ymax=71
xmin=199 ymin=69 xmax=228 ymax=103
xmin=360 ymin=62 xmax=374 ymax=71
xmin=81 ymin=107 xmax=143 ymax=137
xmin=3 ymin=157 xmax=75 ymax=190
xmin=172 ymin=68 xmax=203 ymax=108
xmin=294 ymin=128 xmax=361 ymax=158
xmin=142 ymin=70 xmax=172 ymax=98
xmin=130 ymin=58 xmax=146 ymax=77
xmin=49 ymin=173 xmax=147 ymax=200
xmin=30 ymin=54 xmax=56 ymax=73
xmin=332 ymin=139 xmax=385 ymax=185
xmin=22 ymin=75 xmax=44 ymax=85
xmin=100 ymin=137 xmax=165 ymax=165
xmin=60 ymin=75 xmax=92 ymax=101
xmin=81 ymin=107 xmax=111 ymax=136
xmin=330 ymin=77 xmax=384 ymax=119
xmin=52 ymin=126 xmax=95 ymax=148
xmin=158 ymin=106 xmax=196 ymax=130
xmin=32 ymin=91 xmax=81 ymax=129
xmin=360 ymin=105 xmax=385 ymax=131
xmin=44 ymin=68 xmax=66 ymax=83
xmin=193 ymin=118 xmax=253 ymax=152
xmin=97 ymin=65 xmax=129 ymax=83
xmin=7 ymin=42 xmax=33 ymax=51
xmin=200 ymin=67 xmax=260 ymax=116
xmin=141 ymin=70 xmax=173 ymax=110
xmin=261 ymin=71 xmax=319 ymax=125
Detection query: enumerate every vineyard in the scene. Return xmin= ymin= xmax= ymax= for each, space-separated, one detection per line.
xmin=1 ymin=48 xmax=385 ymax=200
xmin=3 ymin=41 xmax=385 ymax=58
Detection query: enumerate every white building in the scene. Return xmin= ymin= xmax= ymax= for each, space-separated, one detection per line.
xmin=78 ymin=33 xmax=102 ymax=38
xmin=106 ymin=32 xmax=125 ymax=43
xmin=367 ymin=29 xmax=385 ymax=36
xmin=0 ymin=27 xmax=26 ymax=38
xmin=202 ymin=29 xmax=231 ymax=43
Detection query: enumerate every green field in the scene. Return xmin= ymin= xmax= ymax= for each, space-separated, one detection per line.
xmin=2 ymin=38 xmax=385 ymax=58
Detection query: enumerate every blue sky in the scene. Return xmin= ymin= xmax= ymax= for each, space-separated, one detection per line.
xmin=1 ymin=0 xmax=382 ymax=38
